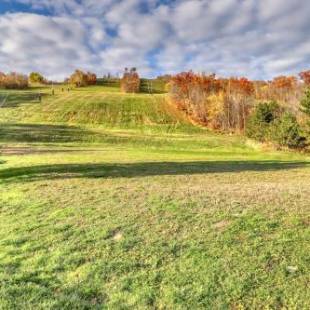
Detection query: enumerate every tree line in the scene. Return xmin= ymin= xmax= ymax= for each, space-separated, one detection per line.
xmin=168 ymin=70 xmax=310 ymax=149
xmin=0 ymin=72 xmax=28 ymax=89
xmin=1 ymin=66 xmax=310 ymax=149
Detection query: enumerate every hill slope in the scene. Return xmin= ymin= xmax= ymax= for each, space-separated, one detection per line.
xmin=0 ymin=86 xmax=309 ymax=309
xmin=0 ymin=86 xmax=194 ymax=132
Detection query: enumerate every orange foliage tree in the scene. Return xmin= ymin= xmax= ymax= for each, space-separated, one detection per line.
xmin=121 ymin=68 xmax=140 ymax=93
xmin=224 ymin=77 xmax=255 ymax=131
xmin=270 ymin=75 xmax=298 ymax=101
xmin=168 ymin=70 xmax=310 ymax=136
xmin=86 ymin=72 xmax=97 ymax=85
xmin=0 ymin=72 xmax=28 ymax=89
xmin=299 ymin=70 xmax=310 ymax=86
xmin=69 ymin=70 xmax=97 ymax=87
xmin=0 ymin=72 xmax=5 ymax=86
xmin=169 ymin=71 xmax=221 ymax=124
xmin=269 ymin=75 xmax=302 ymax=114
xmin=271 ymin=75 xmax=297 ymax=91
xmin=169 ymin=72 xmax=254 ymax=131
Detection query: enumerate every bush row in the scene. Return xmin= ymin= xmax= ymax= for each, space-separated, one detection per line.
xmin=0 ymin=72 xmax=28 ymax=89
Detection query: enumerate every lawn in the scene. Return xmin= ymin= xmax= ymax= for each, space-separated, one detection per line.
xmin=0 ymin=87 xmax=309 ymax=309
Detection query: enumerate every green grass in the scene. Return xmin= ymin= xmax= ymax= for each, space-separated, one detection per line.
xmin=139 ymin=78 xmax=167 ymax=94
xmin=97 ymin=77 xmax=167 ymax=94
xmin=0 ymin=86 xmax=309 ymax=309
xmin=0 ymin=86 xmax=191 ymax=132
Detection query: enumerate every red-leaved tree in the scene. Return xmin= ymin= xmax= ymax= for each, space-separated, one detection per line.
xmin=299 ymin=70 xmax=310 ymax=86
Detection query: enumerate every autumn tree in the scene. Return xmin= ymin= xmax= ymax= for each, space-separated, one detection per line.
xmin=272 ymin=75 xmax=297 ymax=90
xmin=270 ymin=75 xmax=298 ymax=102
xmin=224 ymin=77 xmax=255 ymax=131
xmin=0 ymin=72 xmax=5 ymax=88
xmin=121 ymin=67 xmax=140 ymax=93
xmin=299 ymin=70 xmax=310 ymax=86
xmin=29 ymin=72 xmax=46 ymax=84
xmin=168 ymin=72 xmax=257 ymax=131
xmin=268 ymin=75 xmax=304 ymax=115
xmin=169 ymin=71 xmax=222 ymax=125
xmin=253 ymin=80 xmax=269 ymax=101
xmin=0 ymin=72 xmax=28 ymax=89
xmin=69 ymin=70 xmax=88 ymax=87
xmin=86 ymin=72 xmax=97 ymax=85
xmin=69 ymin=70 xmax=97 ymax=87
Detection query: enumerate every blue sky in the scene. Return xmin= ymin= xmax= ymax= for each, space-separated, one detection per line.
xmin=0 ymin=0 xmax=309 ymax=80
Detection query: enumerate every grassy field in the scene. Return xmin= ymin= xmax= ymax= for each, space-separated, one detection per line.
xmin=0 ymin=86 xmax=191 ymax=132
xmin=0 ymin=86 xmax=309 ymax=309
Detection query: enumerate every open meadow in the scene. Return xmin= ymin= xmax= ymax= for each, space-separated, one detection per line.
xmin=0 ymin=86 xmax=309 ymax=309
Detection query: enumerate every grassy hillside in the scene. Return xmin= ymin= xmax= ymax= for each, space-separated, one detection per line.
xmin=98 ymin=77 xmax=167 ymax=94
xmin=0 ymin=86 xmax=309 ymax=309
xmin=0 ymin=86 xmax=194 ymax=132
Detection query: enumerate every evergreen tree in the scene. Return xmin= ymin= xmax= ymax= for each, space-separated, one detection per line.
xmin=300 ymin=88 xmax=310 ymax=117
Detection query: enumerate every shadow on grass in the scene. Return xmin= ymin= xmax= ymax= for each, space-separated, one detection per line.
xmin=0 ymin=161 xmax=308 ymax=182
xmin=0 ymin=123 xmax=104 ymax=143
xmin=0 ymin=146 xmax=110 ymax=156
xmin=0 ymin=122 xmax=191 ymax=146
xmin=0 ymin=92 xmax=47 ymax=108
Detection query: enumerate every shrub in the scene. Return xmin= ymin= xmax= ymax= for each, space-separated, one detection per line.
xmin=69 ymin=70 xmax=88 ymax=87
xmin=86 ymin=72 xmax=97 ymax=85
xmin=69 ymin=70 xmax=97 ymax=87
xmin=300 ymin=88 xmax=310 ymax=140
xmin=121 ymin=68 xmax=140 ymax=93
xmin=0 ymin=72 xmax=5 ymax=85
xmin=270 ymin=112 xmax=306 ymax=149
xmin=0 ymin=72 xmax=28 ymax=89
xmin=247 ymin=102 xmax=306 ymax=149
xmin=299 ymin=70 xmax=310 ymax=86
xmin=300 ymin=88 xmax=310 ymax=117
xmin=29 ymin=72 xmax=46 ymax=84
xmin=246 ymin=101 xmax=280 ymax=141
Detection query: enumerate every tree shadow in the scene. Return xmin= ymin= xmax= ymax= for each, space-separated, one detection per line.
xmin=0 ymin=123 xmax=104 ymax=143
xmin=0 ymin=146 xmax=110 ymax=156
xmin=0 ymin=122 xmax=185 ymax=146
xmin=0 ymin=92 xmax=48 ymax=108
xmin=0 ymin=161 xmax=308 ymax=183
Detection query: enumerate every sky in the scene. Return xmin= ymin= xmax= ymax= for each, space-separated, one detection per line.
xmin=0 ymin=0 xmax=309 ymax=81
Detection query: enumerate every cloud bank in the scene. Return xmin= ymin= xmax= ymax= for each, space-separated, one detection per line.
xmin=0 ymin=0 xmax=310 ymax=80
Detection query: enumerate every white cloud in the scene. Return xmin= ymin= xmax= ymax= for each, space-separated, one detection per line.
xmin=1 ymin=0 xmax=310 ymax=80
xmin=0 ymin=12 xmax=95 ymax=80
